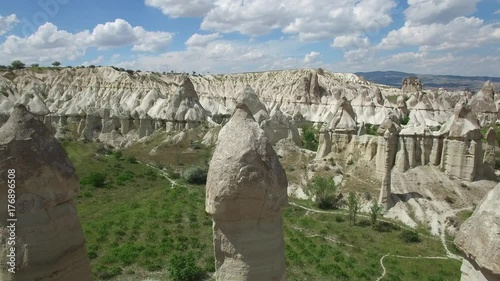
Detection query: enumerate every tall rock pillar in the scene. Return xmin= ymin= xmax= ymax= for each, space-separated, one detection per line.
xmin=206 ymin=104 xmax=288 ymax=281
xmin=0 ymin=105 xmax=92 ymax=281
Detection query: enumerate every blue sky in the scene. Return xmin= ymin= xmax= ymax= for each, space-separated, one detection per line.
xmin=0 ymin=0 xmax=498 ymax=76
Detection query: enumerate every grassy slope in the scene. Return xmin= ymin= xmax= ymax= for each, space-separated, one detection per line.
xmin=65 ymin=141 xmax=461 ymax=281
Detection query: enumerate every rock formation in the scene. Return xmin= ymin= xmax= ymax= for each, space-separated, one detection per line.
xmin=206 ymin=104 xmax=288 ymax=281
xmin=376 ymin=115 xmax=401 ymax=210
xmin=482 ymin=127 xmax=497 ymax=178
xmin=260 ymin=105 xmax=301 ymax=146
xmin=149 ymin=76 xmax=208 ymax=131
xmin=454 ymin=183 xmax=500 ymax=280
xmin=440 ymin=101 xmax=483 ymax=181
xmin=402 ymin=76 xmax=423 ymax=93
xmin=0 ymin=105 xmax=92 ymax=281
xmin=236 ymin=85 xmax=268 ymax=116
xmin=469 ymin=81 xmax=498 ymax=126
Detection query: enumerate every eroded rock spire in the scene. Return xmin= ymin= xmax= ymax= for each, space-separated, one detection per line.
xmin=206 ymin=103 xmax=288 ymax=281
xmin=0 ymin=104 xmax=92 ymax=281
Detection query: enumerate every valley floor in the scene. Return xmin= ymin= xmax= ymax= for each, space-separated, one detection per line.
xmin=66 ymin=141 xmax=463 ymax=281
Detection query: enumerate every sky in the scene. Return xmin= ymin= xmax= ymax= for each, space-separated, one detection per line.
xmin=0 ymin=0 xmax=499 ymax=76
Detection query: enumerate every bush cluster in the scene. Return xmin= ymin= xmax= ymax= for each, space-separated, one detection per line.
xmin=302 ymin=123 xmax=319 ymax=151
xmin=183 ymin=166 xmax=208 ymax=185
xmin=168 ymin=253 xmax=204 ymax=281
xmin=80 ymin=172 xmax=107 ymax=188
xmin=306 ymin=176 xmax=340 ymax=210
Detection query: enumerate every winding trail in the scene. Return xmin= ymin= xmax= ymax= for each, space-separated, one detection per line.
xmin=289 ymin=202 xmax=466 ymax=281
xmin=142 ymin=162 xmax=178 ymax=187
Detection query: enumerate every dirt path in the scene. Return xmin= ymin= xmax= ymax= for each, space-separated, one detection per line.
xmin=142 ymin=162 xmax=178 ymax=187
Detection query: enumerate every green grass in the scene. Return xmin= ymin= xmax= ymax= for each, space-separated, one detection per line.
xmin=66 ymin=142 xmax=461 ymax=281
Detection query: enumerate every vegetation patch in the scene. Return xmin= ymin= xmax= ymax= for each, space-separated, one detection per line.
xmin=67 ymin=142 xmax=461 ymax=281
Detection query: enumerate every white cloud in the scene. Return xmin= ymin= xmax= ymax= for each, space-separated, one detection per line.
xmin=0 ymin=23 xmax=90 ymax=63
xmin=193 ymin=0 xmax=396 ymax=40
xmin=145 ymin=0 xmax=214 ymax=17
xmin=332 ymin=35 xmax=370 ymax=48
xmin=494 ymin=9 xmax=500 ymax=15
xmin=379 ymin=17 xmax=500 ymax=51
xmin=117 ymin=38 xmax=310 ymax=74
xmin=90 ymin=19 xmax=173 ymax=52
xmin=0 ymin=19 xmax=174 ymax=64
xmin=185 ymin=33 xmax=222 ymax=47
xmin=404 ymin=0 xmax=479 ymax=25
xmin=90 ymin=19 xmax=137 ymax=47
xmin=303 ymin=51 xmax=320 ymax=63
xmin=0 ymin=14 xmax=20 ymax=35
xmin=131 ymin=29 xmax=173 ymax=52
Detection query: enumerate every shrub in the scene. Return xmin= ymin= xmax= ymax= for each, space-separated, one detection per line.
xmin=357 ymin=219 xmax=371 ymax=227
xmin=306 ymin=176 xmax=340 ymax=210
xmin=347 ymin=192 xmax=360 ymax=225
xmin=189 ymin=140 xmax=202 ymax=150
xmin=183 ymin=166 xmax=208 ymax=184
xmin=80 ymin=172 xmax=107 ymax=188
xmin=370 ymin=201 xmax=384 ymax=228
xmin=335 ymin=215 xmax=345 ymax=223
xmin=11 ymin=60 xmax=25 ymax=70
xmin=374 ymin=221 xmax=397 ymax=232
xmin=401 ymin=115 xmax=410 ymax=125
xmin=144 ymin=169 xmax=158 ymax=181
xmin=113 ymin=151 xmax=123 ymax=160
xmin=302 ymin=123 xmax=319 ymax=151
xmin=400 ymin=229 xmax=421 ymax=243
xmin=126 ymin=156 xmax=138 ymax=164
xmin=168 ymin=253 xmax=204 ymax=281
xmin=94 ymin=265 xmax=122 ymax=279
xmin=364 ymin=123 xmax=379 ymax=136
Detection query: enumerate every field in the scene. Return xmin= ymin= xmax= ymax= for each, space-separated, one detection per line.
xmin=65 ymin=141 xmax=462 ymax=281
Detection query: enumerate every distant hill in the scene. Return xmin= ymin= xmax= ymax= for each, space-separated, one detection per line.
xmin=355 ymin=71 xmax=500 ymax=91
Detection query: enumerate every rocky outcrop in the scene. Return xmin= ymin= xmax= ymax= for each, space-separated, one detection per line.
xmin=206 ymin=104 xmax=288 ymax=281
xmin=440 ymin=101 xmax=483 ymax=181
xmin=376 ymin=115 xmax=401 ymax=210
xmin=236 ymin=85 xmax=268 ymax=116
xmin=469 ymin=81 xmax=498 ymax=126
xmin=0 ymin=105 xmax=92 ymax=281
xmin=260 ymin=105 xmax=301 ymax=146
xmin=483 ymin=127 xmax=497 ymax=178
xmin=402 ymin=76 xmax=423 ymax=93
xmin=149 ymin=76 xmax=208 ymax=131
xmin=454 ymin=183 xmax=500 ymax=280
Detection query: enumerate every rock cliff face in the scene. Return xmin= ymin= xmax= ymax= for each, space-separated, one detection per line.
xmin=206 ymin=104 xmax=288 ymax=281
xmin=454 ymin=183 xmax=500 ymax=281
xmin=0 ymin=105 xmax=92 ymax=281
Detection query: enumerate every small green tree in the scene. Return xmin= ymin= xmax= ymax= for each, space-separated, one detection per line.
xmin=306 ymin=176 xmax=339 ymax=209
xmin=11 ymin=60 xmax=25 ymax=70
xmin=370 ymin=201 xmax=383 ymax=228
xmin=302 ymin=123 xmax=319 ymax=151
xmin=347 ymin=192 xmax=360 ymax=225
xmin=52 ymin=61 xmax=61 ymax=67
xmin=401 ymin=115 xmax=410 ymax=125
xmin=31 ymin=63 xmax=40 ymax=68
